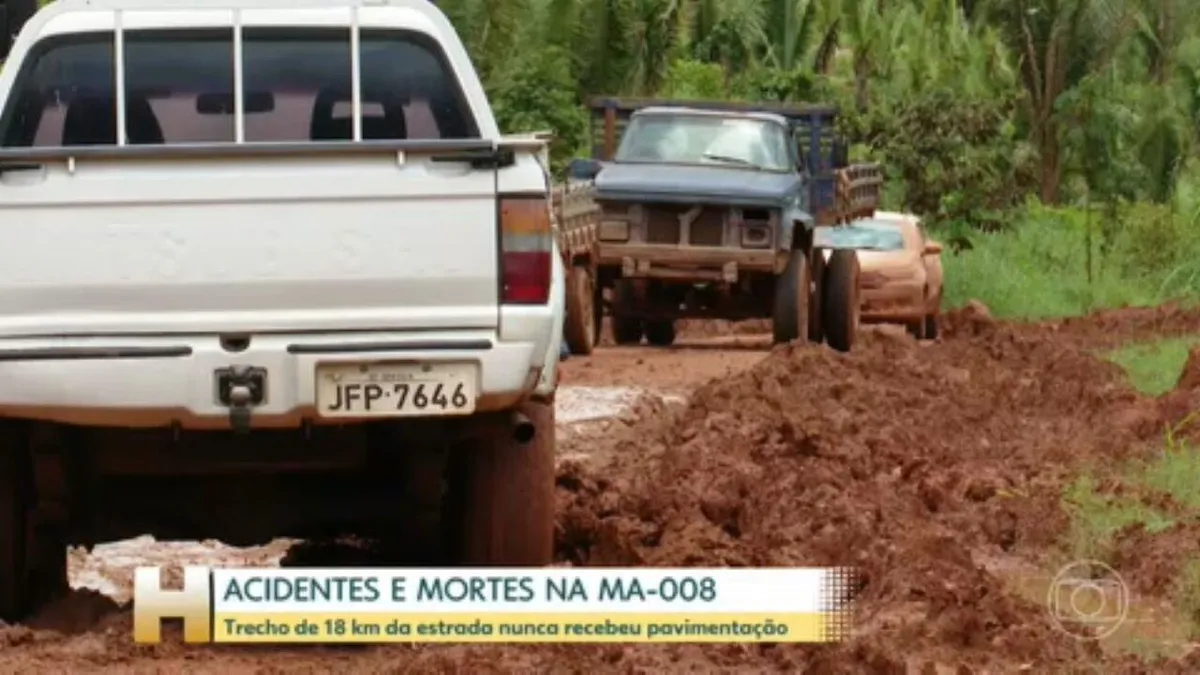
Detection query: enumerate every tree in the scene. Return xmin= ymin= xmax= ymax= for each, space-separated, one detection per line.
xmin=985 ymin=0 xmax=1132 ymax=204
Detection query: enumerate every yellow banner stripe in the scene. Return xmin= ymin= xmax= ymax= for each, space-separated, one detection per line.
xmin=212 ymin=612 xmax=844 ymax=643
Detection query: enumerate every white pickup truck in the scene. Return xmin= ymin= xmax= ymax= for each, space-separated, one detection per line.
xmin=0 ymin=0 xmax=566 ymax=621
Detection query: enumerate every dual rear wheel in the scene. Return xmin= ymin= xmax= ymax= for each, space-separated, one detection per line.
xmin=772 ymin=248 xmax=859 ymax=352
xmin=611 ymin=280 xmax=676 ymax=347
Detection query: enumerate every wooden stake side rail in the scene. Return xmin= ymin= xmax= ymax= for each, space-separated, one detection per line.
xmin=832 ymin=162 xmax=883 ymax=224
xmin=551 ymin=184 xmax=602 ymax=260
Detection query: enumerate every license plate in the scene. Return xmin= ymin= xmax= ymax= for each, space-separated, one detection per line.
xmin=315 ymin=362 xmax=477 ymax=418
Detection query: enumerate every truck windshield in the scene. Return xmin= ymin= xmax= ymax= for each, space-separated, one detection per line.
xmin=0 ymin=27 xmax=478 ymax=147
xmin=614 ymin=113 xmax=791 ymax=172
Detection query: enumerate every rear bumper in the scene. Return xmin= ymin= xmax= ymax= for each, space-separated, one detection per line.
xmin=0 ymin=330 xmax=545 ymax=429
xmin=598 ymin=243 xmax=783 ymax=281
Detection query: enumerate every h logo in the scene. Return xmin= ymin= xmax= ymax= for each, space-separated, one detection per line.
xmin=132 ymin=566 xmax=212 ymax=644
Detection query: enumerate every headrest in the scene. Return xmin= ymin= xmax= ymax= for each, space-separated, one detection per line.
xmin=309 ymin=88 xmax=406 ymax=141
xmin=62 ymin=95 xmax=164 ymax=146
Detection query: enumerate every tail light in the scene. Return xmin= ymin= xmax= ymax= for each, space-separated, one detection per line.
xmin=499 ymin=195 xmax=552 ymax=304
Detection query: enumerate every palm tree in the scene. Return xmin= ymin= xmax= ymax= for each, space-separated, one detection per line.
xmin=838 ymin=0 xmax=895 ymax=112
xmin=985 ymin=0 xmax=1133 ymax=203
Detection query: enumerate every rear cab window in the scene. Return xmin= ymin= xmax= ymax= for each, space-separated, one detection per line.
xmin=0 ymin=25 xmax=479 ymax=147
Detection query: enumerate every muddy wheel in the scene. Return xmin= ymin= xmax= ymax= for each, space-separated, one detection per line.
xmin=808 ymin=249 xmax=826 ymax=343
xmin=0 ymin=426 xmax=68 ymax=623
xmin=444 ymin=401 xmax=555 ymax=565
xmin=906 ymin=320 xmax=925 ymax=340
xmin=611 ymin=279 xmax=644 ymax=345
xmin=644 ymin=320 xmax=676 ymax=347
xmin=772 ymin=249 xmax=810 ymax=344
xmin=821 ymin=249 xmax=860 ymax=353
xmin=923 ymin=314 xmax=939 ymax=340
xmin=563 ymin=264 xmax=597 ymax=355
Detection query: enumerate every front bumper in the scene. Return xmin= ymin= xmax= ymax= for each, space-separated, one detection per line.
xmin=0 ymin=330 xmax=545 ymax=429
xmin=597 ymin=243 xmax=783 ymax=281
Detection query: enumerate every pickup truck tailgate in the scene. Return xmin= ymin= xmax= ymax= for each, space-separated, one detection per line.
xmin=0 ymin=153 xmax=500 ymax=336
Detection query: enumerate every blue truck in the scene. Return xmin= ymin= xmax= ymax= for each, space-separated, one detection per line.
xmin=567 ymin=97 xmax=882 ymax=352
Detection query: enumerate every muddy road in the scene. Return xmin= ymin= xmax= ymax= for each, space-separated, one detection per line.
xmin=5 ymin=305 xmax=1200 ymax=672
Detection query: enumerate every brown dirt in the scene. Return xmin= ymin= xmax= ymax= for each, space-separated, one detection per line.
xmin=5 ymin=302 xmax=1200 ymax=671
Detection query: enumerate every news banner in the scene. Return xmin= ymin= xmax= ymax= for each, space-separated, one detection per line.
xmin=133 ymin=567 xmax=858 ymax=644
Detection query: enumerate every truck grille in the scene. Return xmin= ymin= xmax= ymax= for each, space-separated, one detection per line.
xmin=689 ymin=211 xmax=725 ymax=246
xmin=643 ymin=205 xmax=728 ymax=246
xmin=645 ymin=206 xmax=682 ymax=244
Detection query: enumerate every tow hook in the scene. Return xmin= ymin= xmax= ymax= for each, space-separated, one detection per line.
xmin=215 ymin=366 xmax=267 ymax=434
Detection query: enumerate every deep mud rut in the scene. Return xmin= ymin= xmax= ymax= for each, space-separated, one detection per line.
xmin=7 ymin=305 xmax=1200 ymax=672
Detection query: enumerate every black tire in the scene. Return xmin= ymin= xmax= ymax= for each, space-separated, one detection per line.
xmin=808 ymin=249 xmax=826 ymax=343
xmin=563 ymin=264 xmax=597 ymax=355
xmin=445 ymin=401 xmax=555 ymax=566
xmin=821 ymin=249 xmax=860 ymax=353
xmin=923 ymin=314 xmax=939 ymax=340
xmin=592 ymin=282 xmax=604 ymax=347
xmin=611 ymin=280 xmax=644 ymax=345
xmin=772 ymin=250 xmax=810 ymax=344
xmin=0 ymin=425 xmax=68 ymax=623
xmin=644 ymin=320 xmax=676 ymax=347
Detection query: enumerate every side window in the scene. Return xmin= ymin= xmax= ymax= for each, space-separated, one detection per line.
xmin=791 ymin=127 xmax=807 ymax=172
xmin=0 ymin=27 xmax=479 ymax=147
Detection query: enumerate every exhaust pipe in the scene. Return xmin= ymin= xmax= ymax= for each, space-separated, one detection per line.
xmin=512 ymin=411 xmax=536 ymax=444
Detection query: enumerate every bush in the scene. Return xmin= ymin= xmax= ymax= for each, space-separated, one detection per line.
xmin=486 ymin=45 xmax=589 ymax=177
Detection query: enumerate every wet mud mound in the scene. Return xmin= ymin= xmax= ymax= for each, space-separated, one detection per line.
xmin=1098 ymin=345 xmax=1200 ymax=612
xmin=1157 ymin=345 xmax=1200 ymax=435
xmin=946 ymin=301 xmax=1200 ymax=351
xmin=558 ymin=325 xmax=1164 ymax=670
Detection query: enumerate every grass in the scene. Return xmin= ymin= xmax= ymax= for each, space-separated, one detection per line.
xmin=1051 ymin=327 xmax=1200 ymax=651
xmin=937 ymin=167 xmax=1200 ymax=320
xmin=1060 ymin=401 xmax=1200 ymax=647
xmin=1106 ymin=337 xmax=1200 ymax=396
xmin=1058 ymin=429 xmax=1200 ymax=650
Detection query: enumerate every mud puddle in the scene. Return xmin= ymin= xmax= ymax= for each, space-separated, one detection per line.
xmin=555 ymin=385 xmax=686 ymax=425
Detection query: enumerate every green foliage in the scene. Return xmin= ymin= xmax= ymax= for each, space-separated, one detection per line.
xmin=486 ymin=45 xmax=588 ymax=177
xmin=1107 ymin=337 xmax=1200 ymax=396
xmin=660 ymin=59 xmax=727 ymax=99
xmin=939 ymin=176 xmax=1200 ymax=320
xmin=854 ymin=89 xmax=1033 ymax=228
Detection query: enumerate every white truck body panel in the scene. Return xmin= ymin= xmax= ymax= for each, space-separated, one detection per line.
xmin=0 ymin=0 xmax=561 ymax=427
xmin=0 ymin=155 xmax=503 ymax=336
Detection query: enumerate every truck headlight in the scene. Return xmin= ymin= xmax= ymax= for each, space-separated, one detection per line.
xmin=740 ymin=224 xmax=771 ymax=248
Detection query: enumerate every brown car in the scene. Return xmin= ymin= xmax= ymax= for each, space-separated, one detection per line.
xmin=816 ymin=211 xmax=944 ymax=339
